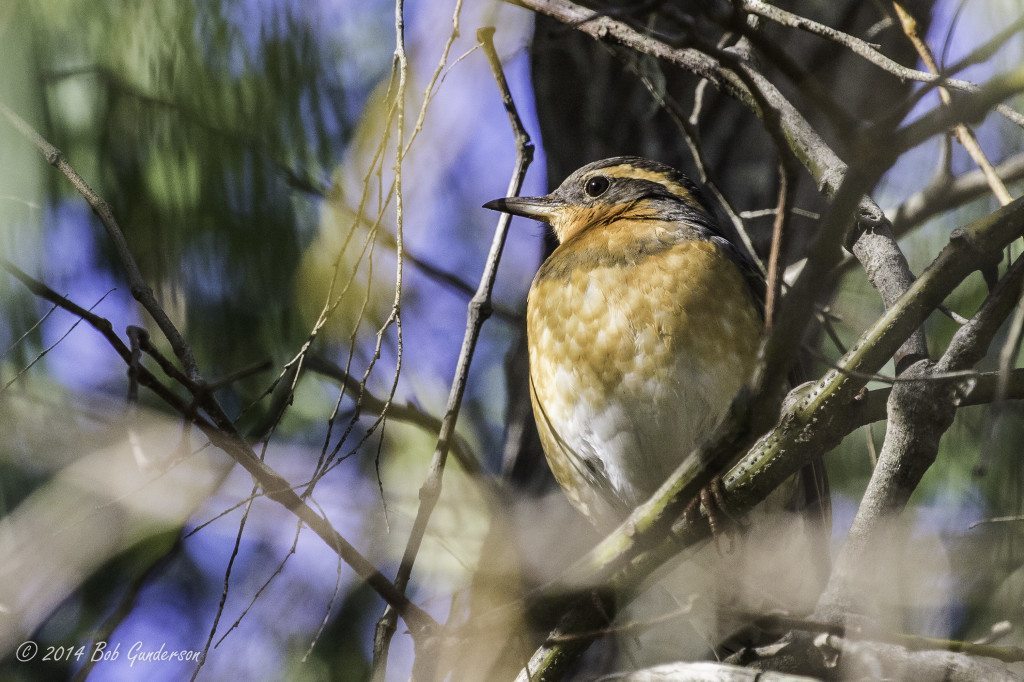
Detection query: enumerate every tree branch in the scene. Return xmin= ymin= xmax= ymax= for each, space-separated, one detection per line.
xmin=0 ymin=102 xmax=201 ymax=381
xmin=819 ymin=251 xmax=1024 ymax=619
xmin=892 ymin=2 xmax=1012 ymax=205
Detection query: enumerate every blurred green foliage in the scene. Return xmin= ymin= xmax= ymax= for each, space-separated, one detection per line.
xmin=10 ymin=0 xmax=393 ymax=395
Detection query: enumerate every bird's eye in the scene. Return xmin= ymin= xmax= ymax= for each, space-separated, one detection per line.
xmin=584 ymin=175 xmax=610 ymax=197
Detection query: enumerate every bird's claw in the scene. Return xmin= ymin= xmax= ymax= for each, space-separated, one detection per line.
xmin=684 ymin=477 xmax=743 ymax=554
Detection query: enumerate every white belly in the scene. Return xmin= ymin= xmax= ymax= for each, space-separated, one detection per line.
xmin=534 ymin=338 xmax=737 ymax=510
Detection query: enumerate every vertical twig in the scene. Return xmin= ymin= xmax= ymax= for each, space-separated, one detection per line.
xmin=764 ymin=159 xmax=796 ymax=331
xmin=368 ymin=1 xmax=410 ymax=676
xmin=370 ymin=25 xmax=535 ymax=677
xmin=865 ymin=422 xmax=879 ymax=468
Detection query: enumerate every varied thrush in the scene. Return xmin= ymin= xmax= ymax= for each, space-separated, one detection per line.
xmin=486 ymin=156 xmax=808 ymax=529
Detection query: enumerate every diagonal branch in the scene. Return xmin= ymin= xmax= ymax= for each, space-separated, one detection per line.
xmin=0 ymin=102 xmax=201 ymax=381
xmin=0 ymin=109 xmax=439 ymax=637
xmin=892 ymin=2 xmax=1012 ymax=206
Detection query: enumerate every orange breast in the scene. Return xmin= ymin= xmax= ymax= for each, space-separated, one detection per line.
xmin=526 ymin=227 xmax=761 ymax=525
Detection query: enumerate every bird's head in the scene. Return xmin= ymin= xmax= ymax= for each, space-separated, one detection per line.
xmin=483 ymin=156 xmax=715 ymax=243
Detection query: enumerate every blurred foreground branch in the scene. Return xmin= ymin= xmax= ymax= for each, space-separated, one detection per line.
xmin=0 ymin=105 xmax=438 ymax=640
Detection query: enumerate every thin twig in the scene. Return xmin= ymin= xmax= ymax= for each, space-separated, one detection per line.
xmin=304 ymin=355 xmax=492 ymax=485
xmin=852 ymin=367 xmax=1024 ymax=428
xmin=865 ymin=422 xmax=879 ymax=468
xmin=734 ymin=610 xmax=1024 ymax=663
xmin=371 ymin=26 xmax=534 ymax=675
xmin=1 ymin=263 xmax=435 ymax=638
xmin=192 ymin=481 xmax=257 ymax=680
xmin=969 ymin=515 xmax=1024 ymax=529
xmin=547 ymin=597 xmax=697 ymax=643
xmin=892 ymin=2 xmax=1012 ymax=206
xmin=205 ymin=359 xmax=274 ymax=391
xmin=806 ymin=346 xmax=985 ymax=385
xmin=0 ymin=102 xmax=201 ymax=380
xmin=1 ymin=289 xmax=115 ymax=394
xmin=213 ymin=518 xmax=304 ymax=650
xmin=740 ymin=207 xmax=819 ymax=220
xmin=1 ymin=301 xmax=58 ymax=360
xmin=765 ymin=160 xmax=795 ymax=331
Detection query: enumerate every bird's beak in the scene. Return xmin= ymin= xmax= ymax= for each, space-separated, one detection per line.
xmin=482 ymin=195 xmax=563 ymax=223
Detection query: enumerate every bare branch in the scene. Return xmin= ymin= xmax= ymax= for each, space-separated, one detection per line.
xmin=371 ymin=23 xmax=534 ymax=676
xmin=765 ymin=160 xmax=795 ymax=331
xmin=1 ymin=289 xmax=114 ymax=394
xmin=820 ymin=251 xmax=1024 ymax=620
xmin=892 ymin=2 xmax=1012 ymax=205
xmin=0 ymin=102 xmax=201 ymax=380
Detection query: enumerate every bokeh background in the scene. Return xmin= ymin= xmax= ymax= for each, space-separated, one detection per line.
xmin=0 ymin=0 xmax=1022 ymax=679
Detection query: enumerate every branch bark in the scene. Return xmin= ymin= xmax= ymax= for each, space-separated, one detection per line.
xmin=818 ymin=252 xmax=1024 ymax=620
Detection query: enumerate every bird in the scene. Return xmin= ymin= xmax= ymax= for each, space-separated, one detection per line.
xmin=484 ymin=156 xmax=814 ymax=529
xmin=484 ymin=157 xmax=830 ymax=666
